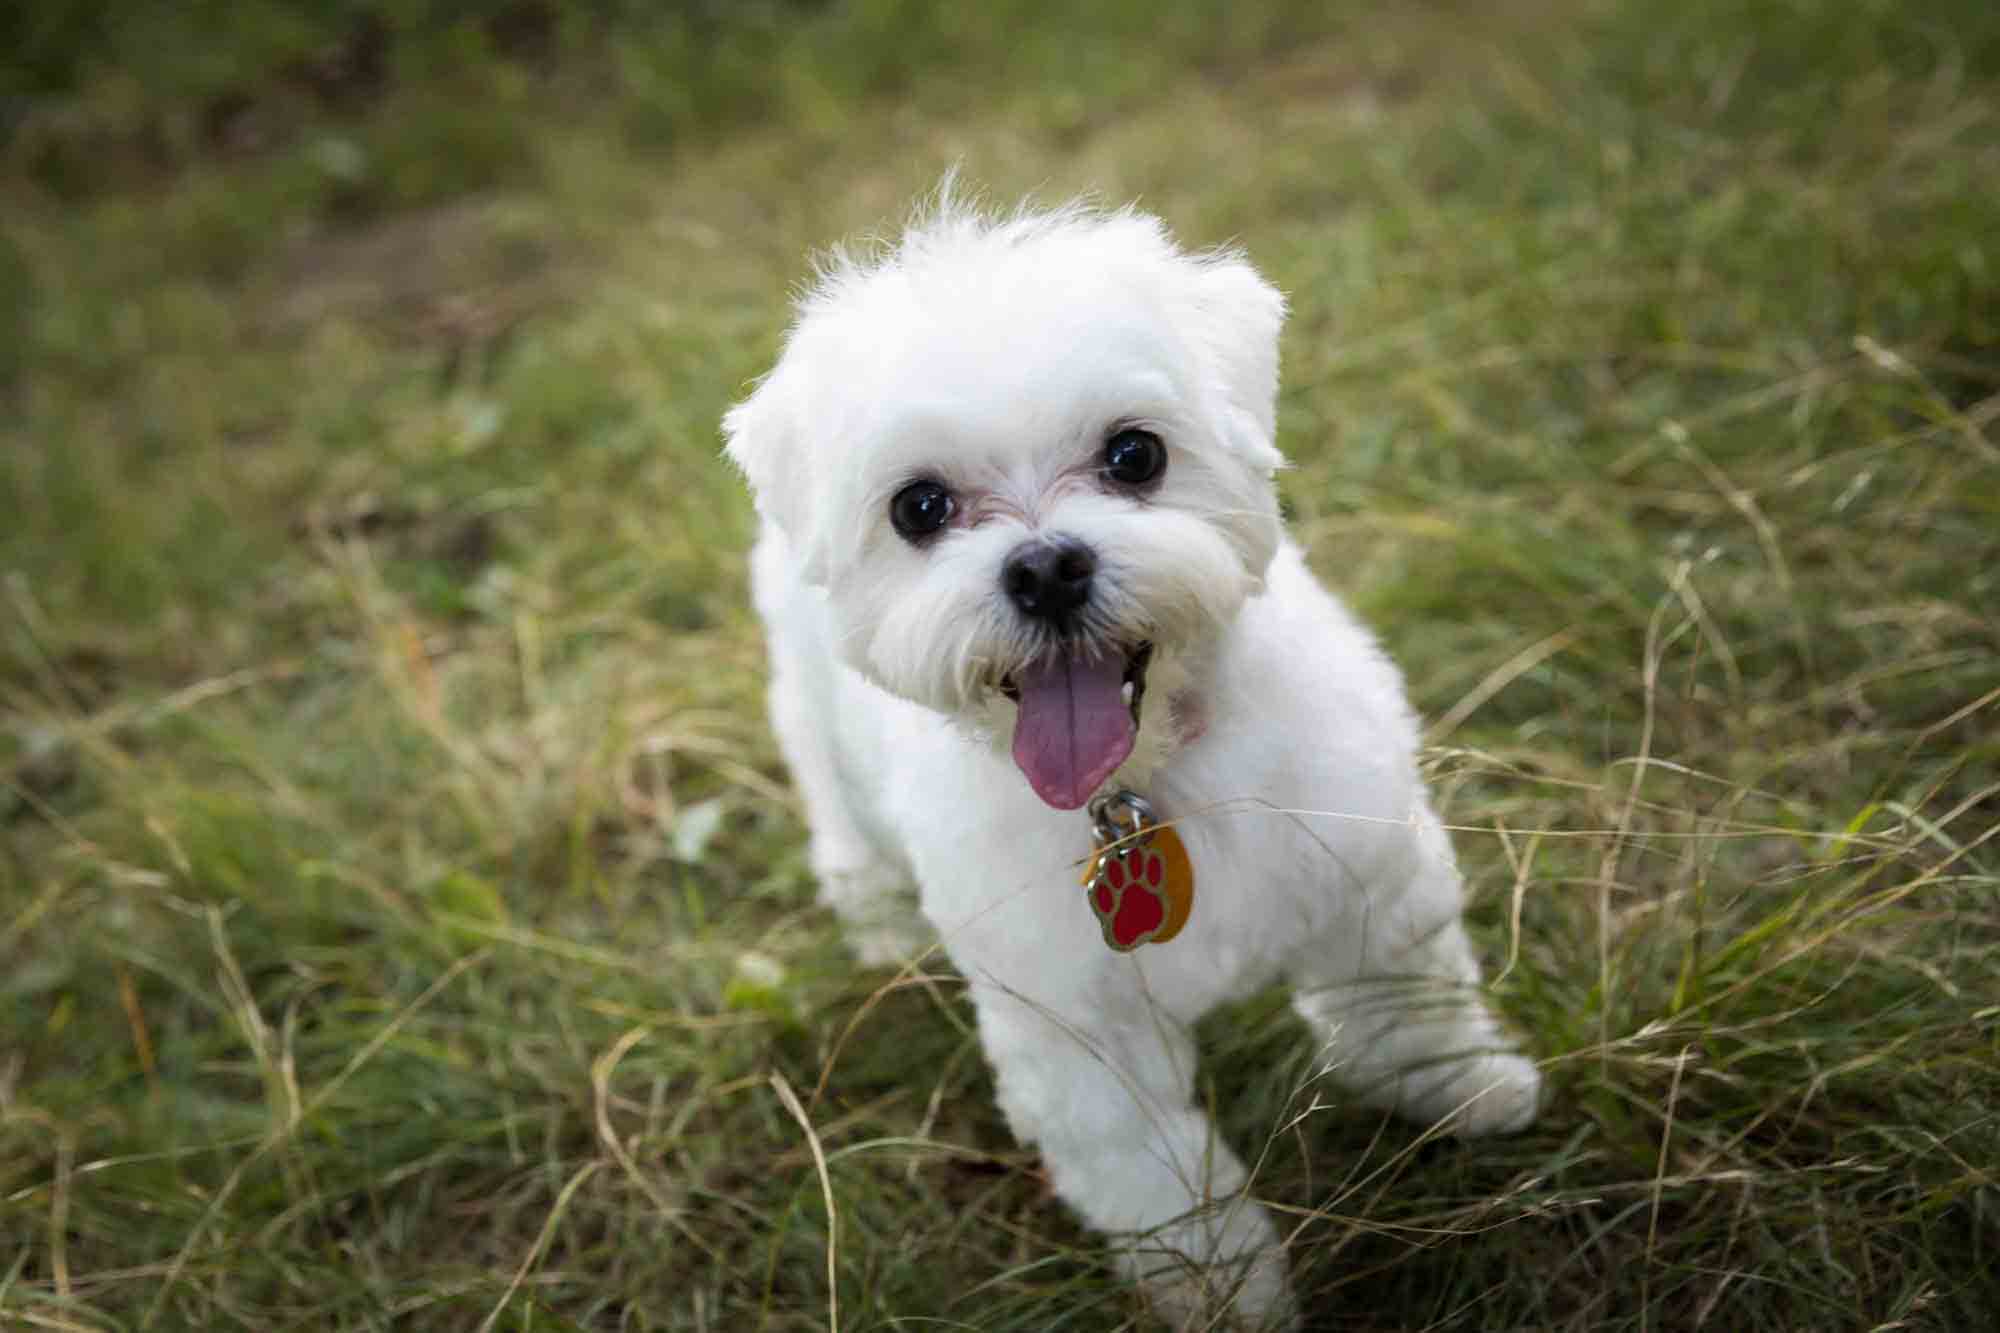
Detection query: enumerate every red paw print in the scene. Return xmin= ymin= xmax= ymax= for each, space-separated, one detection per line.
xmin=1090 ymin=848 xmax=1168 ymax=950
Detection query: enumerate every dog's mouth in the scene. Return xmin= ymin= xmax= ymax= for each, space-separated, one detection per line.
xmin=1000 ymin=642 xmax=1153 ymax=811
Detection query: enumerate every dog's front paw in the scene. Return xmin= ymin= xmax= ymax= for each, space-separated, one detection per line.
xmin=819 ymin=866 xmax=929 ymax=966
xmin=840 ymin=918 xmax=931 ymax=968
xmin=1420 ymin=1051 xmax=1542 ymax=1138
xmin=828 ymin=899 xmax=929 ymax=968
xmin=1128 ymin=1198 xmax=1297 ymax=1332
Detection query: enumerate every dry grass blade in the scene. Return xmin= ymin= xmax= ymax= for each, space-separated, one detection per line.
xmin=771 ymin=1071 xmax=841 ymax=1332
xmin=475 ymin=1159 xmax=605 ymax=1333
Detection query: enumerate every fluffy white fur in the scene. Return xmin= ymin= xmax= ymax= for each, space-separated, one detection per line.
xmin=725 ymin=188 xmax=1540 ymax=1329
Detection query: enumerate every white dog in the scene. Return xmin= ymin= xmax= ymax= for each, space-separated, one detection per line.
xmin=725 ymin=187 xmax=1540 ymax=1328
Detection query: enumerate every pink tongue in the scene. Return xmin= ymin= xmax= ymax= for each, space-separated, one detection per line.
xmin=1010 ymin=651 xmax=1134 ymax=810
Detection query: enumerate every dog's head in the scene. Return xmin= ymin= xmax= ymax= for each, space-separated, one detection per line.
xmin=725 ymin=191 xmax=1287 ymax=809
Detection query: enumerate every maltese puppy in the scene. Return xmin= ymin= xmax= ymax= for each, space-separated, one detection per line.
xmin=725 ymin=187 xmax=1540 ymax=1328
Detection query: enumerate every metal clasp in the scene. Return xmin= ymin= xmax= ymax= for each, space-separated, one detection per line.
xmin=1088 ymin=789 xmax=1155 ymax=851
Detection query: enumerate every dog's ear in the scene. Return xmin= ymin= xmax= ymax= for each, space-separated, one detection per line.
xmin=1185 ymin=254 xmax=1287 ymax=472
xmin=723 ymin=357 xmax=833 ymax=584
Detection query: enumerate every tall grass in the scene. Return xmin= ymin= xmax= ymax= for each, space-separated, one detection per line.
xmin=4 ymin=1 xmax=1996 ymax=1328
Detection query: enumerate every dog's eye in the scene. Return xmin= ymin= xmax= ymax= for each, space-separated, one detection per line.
xmin=890 ymin=480 xmax=955 ymax=541
xmin=1103 ymin=429 xmax=1166 ymax=487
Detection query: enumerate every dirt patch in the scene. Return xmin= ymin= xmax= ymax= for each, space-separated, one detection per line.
xmin=263 ymin=195 xmax=562 ymax=348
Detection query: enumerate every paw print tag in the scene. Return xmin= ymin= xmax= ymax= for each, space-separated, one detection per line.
xmin=1080 ymin=791 xmax=1195 ymax=951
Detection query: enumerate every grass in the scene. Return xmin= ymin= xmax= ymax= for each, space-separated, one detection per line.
xmin=3 ymin=0 xmax=1997 ymax=1328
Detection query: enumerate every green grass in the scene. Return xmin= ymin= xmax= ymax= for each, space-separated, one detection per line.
xmin=4 ymin=0 xmax=1997 ymax=1328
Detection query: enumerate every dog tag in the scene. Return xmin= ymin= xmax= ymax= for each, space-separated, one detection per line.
xmin=1080 ymin=791 xmax=1194 ymax=951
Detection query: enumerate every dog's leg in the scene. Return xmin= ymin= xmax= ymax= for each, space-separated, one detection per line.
xmin=1289 ymin=820 xmax=1540 ymax=1138
xmin=1291 ymin=921 xmax=1540 ymax=1137
xmin=971 ymin=982 xmax=1297 ymax=1330
xmin=763 ymin=662 xmax=926 ymax=966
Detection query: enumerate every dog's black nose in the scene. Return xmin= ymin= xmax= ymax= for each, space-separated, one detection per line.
xmin=1002 ymin=538 xmax=1096 ymax=624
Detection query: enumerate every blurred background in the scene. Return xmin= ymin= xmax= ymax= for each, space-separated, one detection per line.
xmin=3 ymin=2 xmax=1996 ymax=1329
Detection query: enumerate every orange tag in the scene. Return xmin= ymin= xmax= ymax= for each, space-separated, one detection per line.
xmin=1080 ymin=815 xmax=1195 ymax=951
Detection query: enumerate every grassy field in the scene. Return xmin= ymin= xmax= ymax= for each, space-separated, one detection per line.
xmin=4 ymin=1 xmax=1997 ymax=1328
